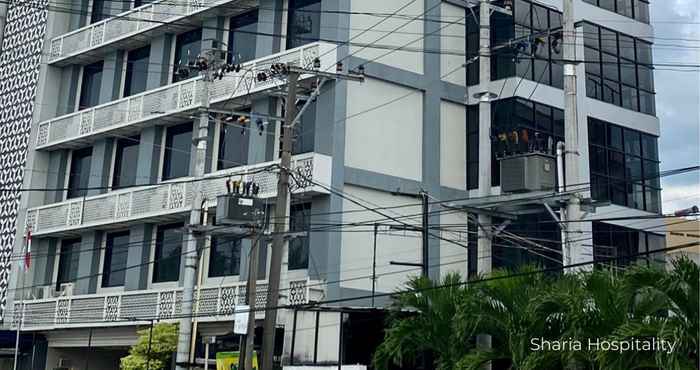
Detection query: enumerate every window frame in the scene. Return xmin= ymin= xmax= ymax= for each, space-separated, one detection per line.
xmin=55 ymin=238 xmax=82 ymax=292
xmin=99 ymin=230 xmax=131 ymax=290
xmin=151 ymin=223 xmax=184 ymax=285
xmin=161 ymin=122 xmax=193 ymax=181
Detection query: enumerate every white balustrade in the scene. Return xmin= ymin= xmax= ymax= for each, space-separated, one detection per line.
xmin=37 ymin=42 xmax=336 ymax=149
xmin=25 ymin=153 xmax=331 ymax=236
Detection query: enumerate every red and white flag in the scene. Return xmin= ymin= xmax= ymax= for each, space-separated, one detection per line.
xmin=23 ymin=229 xmax=31 ymax=271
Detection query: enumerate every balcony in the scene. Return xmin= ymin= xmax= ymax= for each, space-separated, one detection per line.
xmin=37 ymin=42 xmax=338 ymax=150
xmin=25 ymin=152 xmax=332 ymax=237
xmin=48 ymin=0 xmax=258 ymax=66
xmin=11 ymin=278 xmax=324 ymax=331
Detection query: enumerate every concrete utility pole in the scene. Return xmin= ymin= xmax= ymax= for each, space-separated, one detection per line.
xmin=476 ymin=1 xmax=493 ymax=368
xmin=477 ymin=0 xmax=492 ymax=277
xmin=562 ymin=0 xmax=584 ymax=267
xmin=244 ymin=234 xmax=260 ymax=370
xmin=175 ymin=48 xmax=218 ymax=370
xmin=261 ymin=70 xmax=299 ymax=370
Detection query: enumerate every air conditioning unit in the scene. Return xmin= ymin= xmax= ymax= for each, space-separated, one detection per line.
xmin=58 ymin=283 xmax=74 ymax=297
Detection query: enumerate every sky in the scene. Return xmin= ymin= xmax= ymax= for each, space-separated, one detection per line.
xmin=652 ymin=0 xmax=700 ymax=213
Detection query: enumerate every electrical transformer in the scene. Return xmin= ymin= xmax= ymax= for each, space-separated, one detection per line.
xmin=216 ymin=195 xmax=266 ymax=227
xmin=500 ymin=153 xmax=557 ymax=193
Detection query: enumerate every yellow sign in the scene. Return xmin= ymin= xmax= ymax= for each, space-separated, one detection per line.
xmin=216 ymin=351 xmax=258 ymax=370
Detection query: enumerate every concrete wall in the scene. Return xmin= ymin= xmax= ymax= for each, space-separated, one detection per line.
xmin=348 ymin=0 xmax=424 ymax=74
xmin=439 ymin=100 xmax=467 ymax=191
xmin=339 ymin=185 xmax=422 ymax=293
xmin=440 ymin=2 xmax=466 ymax=86
xmin=345 ymin=78 xmax=424 ymax=181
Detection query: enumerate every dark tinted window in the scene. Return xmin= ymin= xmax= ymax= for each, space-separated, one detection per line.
xmin=287 ymin=0 xmax=321 ymax=49
xmin=113 ymin=136 xmax=140 ymax=188
xmin=90 ymin=0 xmax=107 ymax=23
xmin=173 ymin=29 xmax=202 ymax=82
xmin=209 ymin=236 xmax=241 ymax=277
xmin=68 ymin=147 xmax=93 ymax=199
xmin=124 ymin=46 xmax=150 ymax=97
xmin=102 ymin=231 xmax=130 ymax=287
xmin=288 ymin=203 xmax=310 ymax=270
xmin=153 ymin=224 xmax=183 ymax=283
xmin=57 ymin=238 xmax=81 ymax=290
xmin=162 ymin=123 xmax=192 ymax=180
xmin=79 ymin=61 xmax=104 ymax=110
xmin=228 ymin=11 xmax=259 ymax=64
xmin=218 ymin=116 xmax=249 ymax=170
xmin=292 ymin=102 xmax=316 ymax=154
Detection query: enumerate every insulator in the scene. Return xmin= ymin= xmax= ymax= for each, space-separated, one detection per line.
xmin=313 ymin=57 xmax=321 ymax=69
xmin=336 ymin=61 xmax=343 ymax=72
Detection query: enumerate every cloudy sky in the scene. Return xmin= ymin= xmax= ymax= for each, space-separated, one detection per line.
xmin=652 ymin=0 xmax=700 ymax=213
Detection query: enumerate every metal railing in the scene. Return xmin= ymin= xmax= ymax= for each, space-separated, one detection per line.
xmin=11 ymin=278 xmax=324 ymax=331
xmin=37 ymin=42 xmax=337 ymax=149
xmin=25 ymin=152 xmax=332 ymax=236
xmin=48 ymin=0 xmax=258 ymax=63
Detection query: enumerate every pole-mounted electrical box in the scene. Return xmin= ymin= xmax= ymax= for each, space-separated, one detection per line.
xmin=500 ymin=153 xmax=557 ymax=193
xmin=216 ymin=195 xmax=266 ymax=227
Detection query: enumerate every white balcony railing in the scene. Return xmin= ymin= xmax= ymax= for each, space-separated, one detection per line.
xmin=37 ymin=42 xmax=338 ymax=150
xmin=25 ymin=152 xmax=332 ymax=236
xmin=11 ymin=278 xmax=324 ymax=331
xmin=48 ymin=0 xmax=258 ymax=65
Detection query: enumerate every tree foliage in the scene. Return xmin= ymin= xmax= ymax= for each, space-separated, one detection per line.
xmin=373 ymin=256 xmax=699 ymax=370
xmin=121 ymin=323 xmax=178 ymax=370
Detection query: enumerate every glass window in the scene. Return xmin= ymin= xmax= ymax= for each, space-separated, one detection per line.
xmin=623 ymin=129 xmax=641 ymax=156
xmin=588 ymin=118 xmax=606 ymax=145
xmin=639 ymin=90 xmax=655 ymax=115
xmin=173 ymin=28 xmax=202 ymax=82
xmin=599 ymin=0 xmax=615 ymax=12
xmin=584 ymin=47 xmax=601 ymax=77
xmin=218 ymin=116 xmax=249 ymax=170
xmin=57 ymin=238 xmax=81 ymax=291
xmin=607 ymin=124 xmax=623 ymax=150
xmin=228 ymin=10 xmax=259 ymax=64
xmin=79 ymin=61 xmax=104 ymax=110
xmin=287 ymin=0 xmax=321 ymax=49
xmin=618 ymin=35 xmax=635 ymax=61
xmin=591 ymin=175 xmax=610 ymax=202
xmin=621 ymin=85 xmax=639 ymax=112
xmin=124 ymin=46 xmax=150 ymax=97
xmin=608 ymin=151 xmax=625 ymax=179
xmin=102 ymin=231 xmax=130 ymax=287
xmin=590 ymin=146 xmax=607 ymax=174
xmin=641 ymin=134 xmax=658 ymax=160
xmin=209 ymin=236 xmax=241 ymax=277
xmin=535 ymin=103 xmax=552 ymax=132
xmin=636 ymin=40 xmax=652 ymax=65
xmin=643 ymin=160 xmax=660 ymax=187
xmin=620 ymin=62 xmax=636 ymax=86
xmin=68 ymin=147 xmax=93 ymax=199
xmin=634 ymin=0 xmax=650 ymax=23
xmin=134 ymin=0 xmax=154 ymax=7
xmin=288 ymin=203 xmax=310 ymax=270
xmin=586 ymin=74 xmax=602 ymax=100
xmin=153 ymin=223 xmax=183 ymax=283
xmin=600 ymin=28 xmax=617 ymax=55
xmin=601 ymin=52 xmax=619 ymax=82
xmin=625 ymin=155 xmax=642 ymax=182
xmin=602 ymin=80 xmax=620 ymax=106
xmin=618 ymin=0 xmax=633 ymax=17
xmin=292 ymin=101 xmax=316 ymax=155
xmin=162 ymin=123 xmax=192 ymax=180
xmin=113 ymin=136 xmax=140 ymax=189
xmin=513 ymin=99 xmax=534 ymax=129
xmin=583 ymin=23 xmax=599 ymax=50
xmin=637 ymin=64 xmax=654 ymax=91
xmin=645 ymin=188 xmax=661 ymax=214
xmin=90 ymin=0 xmax=107 ymax=24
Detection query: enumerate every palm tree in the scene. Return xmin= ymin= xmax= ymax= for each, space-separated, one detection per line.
xmin=597 ymin=256 xmax=699 ymax=370
xmin=373 ymin=273 xmax=473 ymax=370
xmin=454 ymin=267 xmax=564 ymax=370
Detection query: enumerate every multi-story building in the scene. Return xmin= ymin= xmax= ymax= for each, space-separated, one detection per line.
xmin=0 ymin=0 xmax=666 ymax=368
